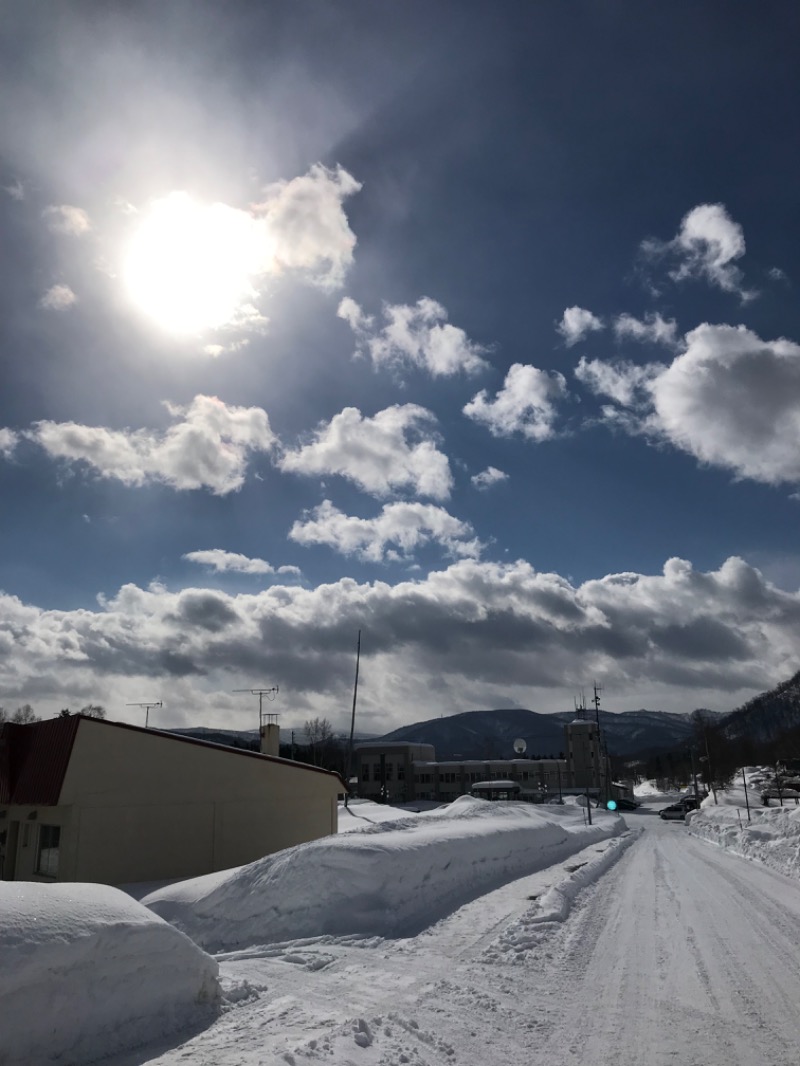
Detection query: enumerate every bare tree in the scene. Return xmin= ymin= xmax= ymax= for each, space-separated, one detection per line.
xmin=80 ymin=704 xmax=106 ymax=719
xmin=12 ymin=704 xmax=39 ymax=724
xmin=304 ymin=717 xmax=335 ymax=766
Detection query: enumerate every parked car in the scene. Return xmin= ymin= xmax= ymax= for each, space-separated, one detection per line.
xmin=614 ymin=796 xmax=640 ymax=811
xmin=659 ymin=803 xmax=687 ymax=820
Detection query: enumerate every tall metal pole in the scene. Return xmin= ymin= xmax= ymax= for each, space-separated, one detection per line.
xmin=702 ymin=726 xmax=718 ymax=804
xmin=742 ymin=766 xmax=751 ymax=822
xmin=344 ymin=630 xmax=361 ymax=801
xmin=690 ymin=747 xmax=700 ymax=804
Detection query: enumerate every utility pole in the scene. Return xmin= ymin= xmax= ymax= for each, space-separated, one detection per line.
xmin=126 ymin=700 xmax=162 ymax=728
xmin=690 ymin=747 xmax=700 ymax=805
xmin=344 ymin=630 xmax=361 ymax=805
xmin=702 ymin=722 xmax=718 ymax=804
xmin=742 ymin=766 xmax=752 ymax=822
xmin=592 ymin=682 xmax=610 ymax=805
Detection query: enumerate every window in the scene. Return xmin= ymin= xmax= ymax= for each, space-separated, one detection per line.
xmin=397 ymin=766 xmax=405 ymax=781
xmin=36 ymin=825 xmax=60 ymax=878
xmin=361 ymin=765 xmax=370 ymax=782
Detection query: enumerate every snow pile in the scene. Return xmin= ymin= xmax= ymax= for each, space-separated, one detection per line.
xmin=633 ymin=779 xmax=668 ymax=797
xmin=688 ymin=804 xmax=800 ymax=879
xmin=144 ymin=798 xmax=625 ymax=952
xmin=0 ymin=882 xmax=219 ymax=1066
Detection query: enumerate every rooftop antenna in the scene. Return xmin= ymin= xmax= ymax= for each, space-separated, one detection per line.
xmin=126 ymin=700 xmax=162 ymax=728
xmin=233 ymin=686 xmax=279 ymax=732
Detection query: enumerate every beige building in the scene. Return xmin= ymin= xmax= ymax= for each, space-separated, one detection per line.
xmin=0 ymin=714 xmax=344 ymax=885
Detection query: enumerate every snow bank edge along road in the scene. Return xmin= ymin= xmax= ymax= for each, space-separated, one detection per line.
xmin=0 ymin=882 xmax=219 ymax=1066
xmin=688 ymin=803 xmax=800 ymax=880
xmin=143 ymin=797 xmax=626 ymax=952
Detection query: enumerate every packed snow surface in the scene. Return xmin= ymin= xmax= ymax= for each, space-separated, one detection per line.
xmin=0 ymin=881 xmax=219 ymax=1066
xmin=143 ymin=797 xmax=626 ymax=951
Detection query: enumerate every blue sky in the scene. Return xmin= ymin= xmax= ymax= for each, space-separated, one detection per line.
xmin=2 ymin=1 xmax=800 ymax=734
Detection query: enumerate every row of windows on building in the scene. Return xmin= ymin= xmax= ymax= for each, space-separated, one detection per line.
xmin=361 ymin=766 xmax=562 ymax=785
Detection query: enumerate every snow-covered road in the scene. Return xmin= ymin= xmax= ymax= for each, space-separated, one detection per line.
xmin=118 ymin=807 xmax=800 ymax=1066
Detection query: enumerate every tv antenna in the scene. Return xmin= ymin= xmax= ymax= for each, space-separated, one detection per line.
xmin=233 ymin=686 xmax=279 ymax=726
xmin=513 ymin=737 xmax=527 ymax=756
xmin=126 ymin=700 xmax=162 ymax=728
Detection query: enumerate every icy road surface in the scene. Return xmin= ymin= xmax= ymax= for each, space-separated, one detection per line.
xmin=121 ymin=807 xmax=800 ymax=1066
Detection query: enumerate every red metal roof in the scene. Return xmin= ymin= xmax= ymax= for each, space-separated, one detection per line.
xmin=0 ymin=716 xmax=80 ymax=805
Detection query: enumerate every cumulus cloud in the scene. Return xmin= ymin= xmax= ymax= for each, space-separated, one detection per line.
xmin=28 ymin=395 xmax=276 ymax=494
xmin=578 ymin=323 xmax=800 ymax=486
xmin=39 ymin=284 xmax=77 ymax=310
xmin=641 ymin=203 xmax=756 ymax=302
xmin=183 ymin=550 xmax=302 ymax=577
xmin=557 ymin=306 xmax=604 ymax=346
xmin=471 ymin=466 xmax=508 ymax=491
xmin=252 ymin=163 xmax=361 ymax=291
xmin=0 ymin=428 xmax=19 ymax=458
xmin=613 ymin=312 xmax=678 ymax=348
xmin=464 ymin=364 xmax=568 ymax=441
xmin=1 ymin=555 xmax=797 ymax=731
xmin=279 ymin=405 xmax=453 ymax=499
xmin=338 ymin=296 xmax=489 ymax=377
xmin=575 ymin=356 xmax=665 ymax=407
xmin=43 ymin=204 xmax=91 ymax=235
xmin=289 ymin=499 xmax=483 ymax=562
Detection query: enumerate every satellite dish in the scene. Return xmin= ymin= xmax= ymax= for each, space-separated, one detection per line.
xmin=513 ymin=738 xmax=527 ymax=755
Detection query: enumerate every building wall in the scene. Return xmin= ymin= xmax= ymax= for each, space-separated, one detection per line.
xmin=355 ymin=742 xmax=568 ymax=804
xmin=4 ymin=718 xmax=340 ymax=885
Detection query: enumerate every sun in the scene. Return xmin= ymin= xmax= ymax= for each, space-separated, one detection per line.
xmin=123 ymin=192 xmax=271 ymax=336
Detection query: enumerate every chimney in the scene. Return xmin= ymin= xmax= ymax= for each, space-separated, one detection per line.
xmin=260 ymin=720 xmax=280 ymax=757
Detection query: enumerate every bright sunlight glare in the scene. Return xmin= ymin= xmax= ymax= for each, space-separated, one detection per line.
xmin=123 ymin=192 xmax=272 ymax=335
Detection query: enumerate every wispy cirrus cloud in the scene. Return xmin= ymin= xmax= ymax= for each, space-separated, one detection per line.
xmin=464 ymin=364 xmax=568 ymax=441
xmin=279 ymin=404 xmax=453 ymax=499
xmin=290 ymin=499 xmax=483 ymax=562
xmin=338 ymin=295 xmax=489 ymax=377
xmin=26 ymin=395 xmax=276 ymax=495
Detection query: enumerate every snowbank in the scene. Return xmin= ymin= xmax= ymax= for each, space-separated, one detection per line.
xmin=143 ymin=798 xmax=625 ymax=952
xmin=687 ymin=804 xmax=800 ymax=880
xmin=0 ymin=882 xmax=219 ymax=1066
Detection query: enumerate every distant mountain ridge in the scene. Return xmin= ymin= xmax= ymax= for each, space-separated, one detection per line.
xmin=376 ymin=707 xmax=699 ymax=760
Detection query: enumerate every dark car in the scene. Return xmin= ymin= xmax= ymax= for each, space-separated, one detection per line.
xmin=659 ymin=803 xmax=686 ymax=820
xmin=614 ymin=797 xmax=640 ymax=811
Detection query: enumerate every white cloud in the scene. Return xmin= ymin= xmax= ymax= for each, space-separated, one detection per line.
xmin=641 ymin=203 xmax=756 ymax=302
xmin=4 ymin=180 xmax=24 ymax=201
xmin=556 ymin=306 xmax=604 ymax=346
xmin=279 ymin=405 xmax=453 ymax=499
xmin=43 ymin=204 xmax=91 ymax=236
xmin=464 ymin=364 xmax=568 ymax=441
xmin=0 ymin=428 xmax=19 ymax=458
xmin=613 ymin=312 xmax=678 ymax=348
xmin=183 ymin=549 xmax=301 ymax=577
xmin=575 ymin=356 xmax=665 ymax=407
xmin=28 ymin=395 xmax=276 ymax=495
xmin=1 ymin=555 xmax=796 ymax=732
xmin=289 ymin=499 xmax=483 ymax=562
xmin=253 ymin=163 xmax=361 ymax=291
xmin=578 ymin=323 xmax=800 ymax=486
xmin=338 ymin=296 xmax=489 ymax=377
xmin=471 ymin=466 xmax=508 ymax=491
xmin=39 ymin=284 xmax=77 ymax=311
